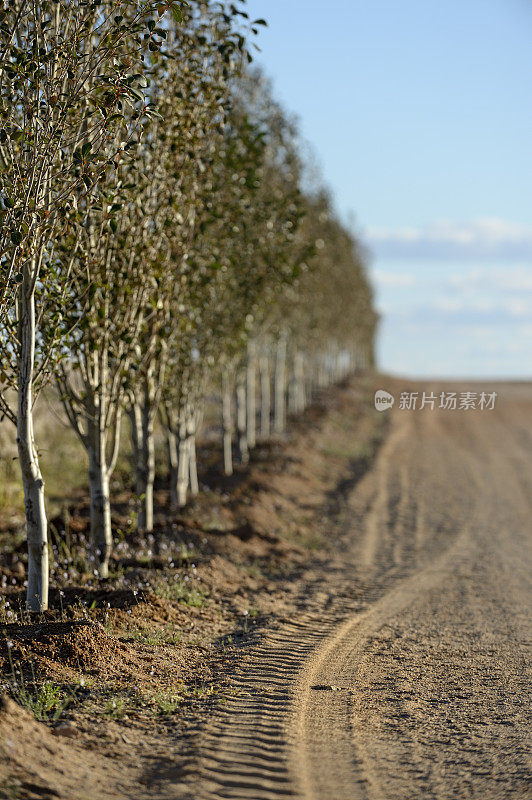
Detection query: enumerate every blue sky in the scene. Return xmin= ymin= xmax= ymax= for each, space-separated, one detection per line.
xmin=244 ymin=0 xmax=532 ymax=378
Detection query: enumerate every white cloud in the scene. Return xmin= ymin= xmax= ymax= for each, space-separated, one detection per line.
xmin=431 ymin=296 xmax=532 ymax=318
xmin=372 ymin=269 xmax=415 ymax=288
xmin=449 ymin=266 xmax=532 ymax=292
xmin=365 ymin=218 xmax=532 ymax=260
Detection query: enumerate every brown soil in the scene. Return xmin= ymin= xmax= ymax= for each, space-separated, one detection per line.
xmin=5 ymin=378 xmax=527 ymax=800
xmin=0 ymin=376 xmax=384 ymax=800
xmin=181 ymin=379 xmax=532 ymax=800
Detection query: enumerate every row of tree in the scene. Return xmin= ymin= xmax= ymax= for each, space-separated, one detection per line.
xmin=0 ymin=0 xmax=377 ymax=611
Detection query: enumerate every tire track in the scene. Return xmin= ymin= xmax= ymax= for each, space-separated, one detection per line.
xmin=179 ymin=611 xmax=346 ymax=800
xmin=179 ymin=383 xmax=532 ymax=800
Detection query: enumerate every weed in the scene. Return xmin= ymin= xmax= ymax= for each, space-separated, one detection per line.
xmin=11 ymin=681 xmax=73 ymax=722
xmin=115 ymin=510 xmax=138 ymax=544
xmin=4 ymin=644 xmax=76 ymax=722
xmin=151 ymin=690 xmax=182 ymax=715
xmin=176 ymin=543 xmax=198 ymax=565
xmin=219 ymin=634 xmax=233 ymax=652
xmin=153 ymin=577 xmax=207 ymax=607
xmin=101 ymin=696 xmax=127 ymax=719
xmin=0 ymin=597 xmax=20 ymax=624
xmin=172 ymin=682 xmax=215 ymax=701
xmin=73 ymin=674 xmax=94 ymax=690
xmin=132 ymin=626 xmax=181 ymax=646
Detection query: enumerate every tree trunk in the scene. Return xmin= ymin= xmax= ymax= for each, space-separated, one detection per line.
xmin=274 ymin=334 xmax=287 ymax=435
xmin=88 ymin=432 xmax=112 ymax=578
xmin=187 ymin=404 xmax=199 ymax=497
xmin=294 ymin=351 xmax=306 ymax=413
xmin=166 ymin=427 xmax=179 ymax=509
xmin=130 ymin=398 xmax=155 ymax=531
xmin=139 ymin=403 xmax=155 ymax=531
xmin=235 ymin=371 xmax=249 ymax=465
xmin=259 ymin=355 xmax=271 ymax=440
xmin=176 ymin=404 xmax=189 ymax=508
xmin=129 ymin=400 xmax=143 ymax=495
xmin=335 ymin=349 xmax=342 ymax=381
xmin=17 ymin=281 xmax=48 ymax=611
xmin=246 ymin=342 xmax=256 ymax=450
xmin=129 ymin=403 xmax=141 ymax=478
xmin=288 ymin=352 xmax=297 ymax=415
xmin=222 ymin=372 xmax=233 ymax=476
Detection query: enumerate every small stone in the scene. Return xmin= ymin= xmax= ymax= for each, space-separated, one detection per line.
xmin=310 ymin=684 xmax=349 ymax=691
xmin=52 ymin=722 xmax=79 ymax=739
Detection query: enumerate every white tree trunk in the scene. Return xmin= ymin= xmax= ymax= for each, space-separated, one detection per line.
xmin=335 ymin=349 xmax=342 ymax=381
xmin=176 ymin=404 xmax=189 ymax=508
xmin=130 ymin=402 xmax=143 ymax=504
xmin=294 ymin=351 xmax=306 ymax=413
xmin=187 ymin=404 xmax=199 ymax=497
xmin=235 ymin=371 xmax=249 ymax=465
xmin=188 ymin=435 xmax=199 ymax=496
xmin=166 ymin=427 xmax=179 ymax=509
xmin=139 ymin=403 xmax=155 ymax=531
xmin=17 ymin=285 xmax=48 ymax=611
xmin=288 ymin=351 xmax=297 ymax=415
xmin=290 ymin=359 xmax=297 ymax=413
xmin=274 ymin=334 xmax=287 ymax=435
xmin=130 ymin=398 xmax=155 ymax=531
xmin=246 ymin=342 xmax=256 ymax=450
xmin=88 ymin=432 xmax=112 ymax=578
xmin=221 ymin=372 xmax=233 ymax=476
xmin=345 ymin=349 xmax=352 ymax=377
xmin=259 ymin=355 xmax=271 ymax=440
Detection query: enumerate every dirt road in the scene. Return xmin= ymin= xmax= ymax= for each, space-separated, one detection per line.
xmin=182 ymin=383 xmax=532 ymax=800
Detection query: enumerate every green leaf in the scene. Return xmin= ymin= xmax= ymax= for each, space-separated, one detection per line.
xmin=171 ymin=5 xmax=182 ymax=24
xmin=10 ymin=230 xmax=22 ymax=245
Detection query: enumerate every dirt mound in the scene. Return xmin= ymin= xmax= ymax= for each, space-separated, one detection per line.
xmin=1 ymin=621 xmax=122 ymax=680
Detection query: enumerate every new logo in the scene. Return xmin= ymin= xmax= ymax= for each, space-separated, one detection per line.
xmin=374 ymin=389 xmax=395 ymax=411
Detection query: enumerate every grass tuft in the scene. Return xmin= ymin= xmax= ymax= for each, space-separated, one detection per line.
xmin=10 ymin=681 xmax=73 ymax=722
xmin=101 ymin=696 xmax=127 ymax=719
xmin=153 ymin=577 xmax=207 ymax=607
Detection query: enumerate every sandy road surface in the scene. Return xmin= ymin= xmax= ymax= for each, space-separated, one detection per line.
xmin=182 ymin=383 xmax=532 ymax=800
